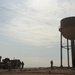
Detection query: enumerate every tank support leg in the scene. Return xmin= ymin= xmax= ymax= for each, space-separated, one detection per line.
xmin=71 ymin=40 xmax=75 ymax=68
xmin=67 ymin=39 xmax=70 ymax=68
xmin=60 ymin=32 xmax=63 ymax=67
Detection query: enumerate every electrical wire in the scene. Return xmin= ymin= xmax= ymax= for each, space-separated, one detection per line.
xmin=0 ymin=4 xmax=51 ymax=25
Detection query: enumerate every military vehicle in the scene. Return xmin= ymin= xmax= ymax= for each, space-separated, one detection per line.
xmin=0 ymin=56 xmax=22 ymax=69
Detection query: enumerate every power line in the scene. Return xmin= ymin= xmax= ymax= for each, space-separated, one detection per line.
xmin=0 ymin=4 xmax=51 ymax=26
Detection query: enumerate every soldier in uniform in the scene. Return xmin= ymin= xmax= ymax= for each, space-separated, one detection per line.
xmin=50 ymin=60 xmax=53 ymax=69
xmin=21 ymin=61 xmax=24 ymax=69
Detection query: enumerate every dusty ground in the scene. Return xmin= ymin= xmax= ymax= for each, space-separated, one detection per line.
xmin=0 ymin=67 xmax=75 ymax=75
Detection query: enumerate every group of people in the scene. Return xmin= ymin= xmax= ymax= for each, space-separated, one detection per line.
xmin=8 ymin=60 xmax=53 ymax=70
xmin=20 ymin=60 xmax=53 ymax=70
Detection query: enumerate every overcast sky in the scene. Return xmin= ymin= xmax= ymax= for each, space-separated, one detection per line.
xmin=0 ymin=0 xmax=75 ymax=67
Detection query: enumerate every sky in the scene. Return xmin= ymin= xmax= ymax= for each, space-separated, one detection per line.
xmin=0 ymin=0 xmax=75 ymax=67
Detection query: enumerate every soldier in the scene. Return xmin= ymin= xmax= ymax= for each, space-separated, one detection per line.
xmin=50 ymin=60 xmax=53 ymax=69
xmin=21 ymin=61 xmax=24 ymax=69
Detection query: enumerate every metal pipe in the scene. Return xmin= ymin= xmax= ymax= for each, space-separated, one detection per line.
xmin=71 ymin=40 xmax=75 ymax=68
xmin=60 ymin=32 xmax=63 ymax=67
xmin=67 ymin=39 xmax=70 ymax=67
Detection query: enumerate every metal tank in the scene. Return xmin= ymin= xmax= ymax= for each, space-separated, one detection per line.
xmin=59 ymin=17 xmax=75 ymax=40
xmin=59 ymin=17 xmax=75 ymax=68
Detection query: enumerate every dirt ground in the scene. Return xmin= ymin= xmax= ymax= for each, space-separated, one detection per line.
xmin=0 ymin=67 xmax=75 ymax=75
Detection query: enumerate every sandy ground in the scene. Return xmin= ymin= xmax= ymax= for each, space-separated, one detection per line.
xmin=0 ymin=67 xmax=75 ymax=75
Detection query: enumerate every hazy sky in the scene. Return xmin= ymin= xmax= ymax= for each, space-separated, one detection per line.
xmin=0 ymin=0 xmax=75 ymax=67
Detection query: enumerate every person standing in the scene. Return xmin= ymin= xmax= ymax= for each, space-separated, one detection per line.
xmin=50 ymin=60 xmax=53 ymax=69
xmin=21 ymin=61 xmax=24 ymax=69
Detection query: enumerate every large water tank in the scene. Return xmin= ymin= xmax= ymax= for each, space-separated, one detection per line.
xmin=59 ymin=17 xmax=75 ymax=40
